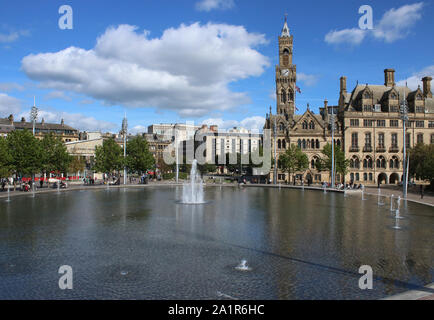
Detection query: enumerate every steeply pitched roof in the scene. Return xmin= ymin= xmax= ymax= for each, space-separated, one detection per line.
xmin=345 ymin=84 xmax=414 ymax=111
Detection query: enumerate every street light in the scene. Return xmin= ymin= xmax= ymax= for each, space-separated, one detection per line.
xmin=328 ymin=105 xmax=336 ymax=188
xmin=399 ymin=90 xmax=409 ymax=198
xmin=30 ymin=100 xmax=38 ymax=137
xmin=273 ymin=116 xmax=277 ymax=184
xmin=122 ymin=114 xmax=128 ymax=185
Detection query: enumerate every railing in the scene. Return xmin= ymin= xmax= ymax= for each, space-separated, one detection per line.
xmin=376 ymin=146 xmax=386 ymax=153
xmin=389 ymin=146 xmax=399 ymax=153
xmin=363 ymin=146 xmax=372 ymax=152
xmin=349 ymin=146 xmax=359 ymax=152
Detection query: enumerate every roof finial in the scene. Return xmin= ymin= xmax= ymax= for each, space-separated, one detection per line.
xmin=281 ymin=13 xmax=290 ymax=37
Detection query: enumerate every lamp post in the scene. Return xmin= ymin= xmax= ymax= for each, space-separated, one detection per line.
xmin=273 ymin=117 xmax=277 ymax=184
xmin=329 ymin=106 xmax=335 ymax=188
xmin=122 ymin=114 xmax=128 ymax=185
xmin=400 ymin=91 xmax=409 ymax=198
xmin=175 ymin=127 xmax=179 ymax=183
xmin=30 ymin=99 xmax=38 ymax=137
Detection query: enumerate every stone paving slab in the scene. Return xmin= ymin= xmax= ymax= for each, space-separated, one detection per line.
xmin=382 ymin=283 xmax=434 ymax=300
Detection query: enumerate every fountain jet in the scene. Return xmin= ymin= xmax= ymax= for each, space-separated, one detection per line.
xmin=182 ymin=159 xmax=204 ymax=204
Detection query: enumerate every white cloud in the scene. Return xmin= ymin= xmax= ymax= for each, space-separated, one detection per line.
xmin=0 ymin=30 xmax=29 ymax=43
xmin=0 ymin=93 xmax=22 ymax=117
xmin=396 ymin=65 xmax=434 ymax=90
xmin=195 ymin=0 xmax=235 ymax=12
xmin=0 ymin=82 xmax=24 ymax=92
xmin=22 ymin=23 xmax=269 ymax=117
xmin=325 ymin=28 xmax=366 ymax=45
xmin=79 ymin=99 xmax=95 ymax=105
xmin=297 ymin=73 xmax=320 ymax=86
xmin=44 ymin=90 xmax=72 ymax=101
xmin=325 ymin=2 xmax=424 ymax=45
xmin=129 ymin=125 xmax=148 ymax=135
xmin=202 ymin=115 xmax=265 ymax=132
xmin=372 ymin=2 xmax=424 ymax=43
xmin=18 ymin=109 xmax=116 ymax=132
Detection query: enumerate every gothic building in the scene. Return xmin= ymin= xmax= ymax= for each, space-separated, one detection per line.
xmin=264 ymin=18 xmax=434 ymax=185
xmin=264 ymin=18 xmax=342 ymax=184
xmin=339 ymin=70 xmax=434 ymax=185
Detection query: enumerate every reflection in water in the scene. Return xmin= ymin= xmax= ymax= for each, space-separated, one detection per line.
xmin=0 ymin=186 xmax=432 ymax=299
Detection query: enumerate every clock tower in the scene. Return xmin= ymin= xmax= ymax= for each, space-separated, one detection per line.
xmin=276 ymin=16 xmax=296 ymax=119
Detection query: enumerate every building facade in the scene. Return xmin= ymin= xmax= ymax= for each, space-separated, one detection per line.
xmin=264 ymin=18 xmax=434 ymax=185
xmin=339 ymin=71 xmax=434 ymax=185
xmin=264 ymin=18 xmax=342 ymax=184
xmin=194 ymin=125 xmax=261 ymax=166
xmin=0 ymin=114 xmax=79 ymax=142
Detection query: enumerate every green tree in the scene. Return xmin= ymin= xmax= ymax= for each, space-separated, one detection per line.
xmin=409 ymin=143 xmax=434 ymax=188
xmin=197 ymin=162 xmax=217 ymax=175
xmin=93 ymin=138 xmax=123 ymax=175
xmin=318 ymin=143 xmax=349 ymax=183
xmin=7 ymin=129 xmax=43 ymax=177
xmin=41 ymin=133 xmax=72 ymax=175
xmin=0 ymin=137 xmax=12 ymax=178
xmin=278 ymin=144 xmax=308 ymax=180
xmin=125 ymin=135 xmax=155 ymax=174
xmin=68 ymin=156 xmax=86 ymax=174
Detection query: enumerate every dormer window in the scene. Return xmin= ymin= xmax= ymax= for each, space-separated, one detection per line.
xmin=390 ymin=93 xmax=397 ymax=99
xmin=309 ymin=121 xmax=315 ymax=129
xmin=363 ymin=92 xmax=372 ymax=99
xmin=416 ymin=94 xmax=423 ymax=100
xmin=302 ymin=121 xmax=308 ymax=129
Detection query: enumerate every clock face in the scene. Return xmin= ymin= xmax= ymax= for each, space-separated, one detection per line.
xmin=281 ymin=69 xmax=289 ymax=76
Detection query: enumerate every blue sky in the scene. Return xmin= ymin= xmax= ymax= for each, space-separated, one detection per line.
xmin=0 ymin=0 xmax=433 ymax=133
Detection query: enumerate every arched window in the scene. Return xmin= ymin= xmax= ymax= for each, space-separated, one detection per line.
xmin=282 ymin=140 xmax=286 ymax=149
xmin=279 ymin=123 xmax=285 ymax=131
xmin=350 ymin=156 xmax=360 ymax=169
xmin=297 ymin=139 xmax=301 ymax=148
xmin=389 ymin=156 xmax=399 ymax=169
xmin=355 ymin=173 xmax=360 ymax=181
xmin=288 ymin=89 xmax=294 ymax=102
xmin=281 ymin=89 xmax=287 ymax=103
xmin=311 ymin=159 xmax=315 ymax=169
xmin=311 ymin=139 xmax=315 ymax=148
xmin=363 ymin=156 xmax=373 ymax=169
xmin=316 ymin=139 xmax=320 ymax=149
xmin=377 ymin=156 xmax=386 ymax=168
xmin=282 ymin=48 xmax=290 ymax=65
xmin=277 ymin=139 xmax=281 ymax=149
xmin=309 ymin=121 xmax=315 ymax=130
xmin=337 ymin=139 xmax=341 ymax=148
xmin=302 ymin=139 xmax=306 ymax=149
xmin=302 ymin=121 xmax=308 ymax=129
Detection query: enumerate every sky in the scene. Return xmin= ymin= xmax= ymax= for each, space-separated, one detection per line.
xmin=0 ymin=0 xmax=433 ymax=134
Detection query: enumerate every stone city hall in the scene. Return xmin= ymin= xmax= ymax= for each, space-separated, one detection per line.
xmin=264 ymin=19 xmax=434 ymax=185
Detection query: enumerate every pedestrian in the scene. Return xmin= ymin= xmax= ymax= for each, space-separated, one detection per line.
xmin=420 ymin=185 xmax=424 ymax=199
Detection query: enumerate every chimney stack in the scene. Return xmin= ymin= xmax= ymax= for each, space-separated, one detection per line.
xmin=8 ymin=114 xmax=13 ymax=124
xmin=340 ymin=76 xmax=347 ymax=93
xmin=21 ymin=117 xmax=25 ymax=122
xmin=422 ymin=76 xmax=432 ymax=98
xmin=324 ymin=99 xmax=328 ymax=109
xmin=61 ymin=118 xmax=64 ymax=126
xmin=384 ymin=68 xmax=395 ymax=87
